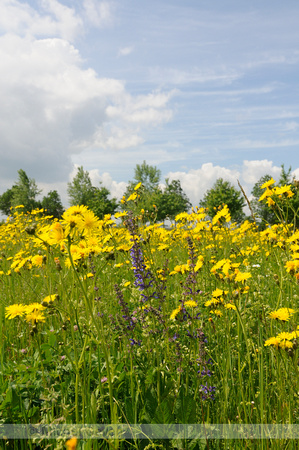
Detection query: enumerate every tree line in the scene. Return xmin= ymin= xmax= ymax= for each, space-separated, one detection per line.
xmin=0 ymin=163 xmax=191 ymax=222
xmin=0 ymin=162 xmax=298 ymax=228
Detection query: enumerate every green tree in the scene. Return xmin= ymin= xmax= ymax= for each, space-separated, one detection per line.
xmin=279 ymin=164 xmax=292 ymax=185
xmin=11 ymin=169 xmax=42 ymax=212
xmin=67 ymin=166 xmax=118 ymax=218
xmin=156 ymin=179 xmax=191 ymax=221
xmin=251 ymin=174 xmax=278 ymax=228
xmin=279 ymin=165 xmax=299 ymax=228
xmin=0 ymin=186 xmax=16 ymax=216
xmin=200 ymin=178 xmax=245 ymax=224
xmin=251 ymin=165 xmax=299 ymax=229
xmin=87 ymin=186 xmax=118 ymax=219
xmin=67 ymin=166 xmax=93 ymax=206
xmin=41 ymin=190 xmax=64 ymax=219
xmin=122 ymin=161 xmax=162 ymax=217
xmin=134 ymin=160 xmax=161 ymax=191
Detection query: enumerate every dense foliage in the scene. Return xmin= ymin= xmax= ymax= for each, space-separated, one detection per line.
xmin=122 ymin=161 xmax=191 ymax=221
xmin=199 ymin=178 xmax=246 ymax=224
xmin=67 ymin=166 xmax=119 ymax=219
xmin=251 ymin=166 xmax=299 ymax=229
xmin=0 ymin=170 xmax=64 ymax=219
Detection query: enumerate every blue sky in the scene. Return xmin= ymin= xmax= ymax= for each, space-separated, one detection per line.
xmin=1 ymin=0 xmax=299 ymax=209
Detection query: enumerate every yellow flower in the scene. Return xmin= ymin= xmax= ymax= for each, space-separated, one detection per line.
xmin=25 ymin=311 xmax=46 ymax=324
xmin=5 ymin=304 xmax=26 ymax=319
xmin=224 ymin=303 xmax=236 ymax=310
xmin=205 ymin=299 xmax=220 ymax=308
xmin=286 ymin=230 xmax=299 ymax=243
xmin=66 ymin=437 xmax=78 ymax=450
xmin=24 ymin=303 xmax=46 ymax=314
xmin=114 ymin=211 xmax=128 ymax=219
xmin=212 ymin=205 xmax=231 ymax=225
xmin=273 ymin=185 xmax=292 ymax=196
xmin=210 ymin=259 xmax=227 ymax=273
xmin=184 ymin=300 xmax=197 ymax=308
xmin=65 ymin=205 xmax=88 ymax=217
xmin=279 ymin=340 xmax=293 ymax=349
xmin=234 ymin=272 xmax=252 ymax=283
xmin=264 ymin=336 xmax=280 ymax=348
xmin=285 ymin=260 xmax=296 ymax=273
xmin=212 ymin=288 xmax=224 ymax=298
xmin=170 ymin=264 xmax=189 ymax=275
xmin=175 ymin=212 xmax=190 ymax=222
xmin=49 ymin=223 xmax=65 ymax=245
xmin=194 ymin=256 xmax=204 ymax=272
xmin=158 ymin=244 xmax=169 ymax=251
xmin=222 ymin=261 xmax=231 ymax=277
xmin=43 ymin=294 xmax=58 ymax=304
xmin=266 ymin=197 xmax=275 ymax=207
xmin=259 ymin=188 xmax=273 ymax=202
xmin=268 ymin=308 xmax=295 ymax=322
xmin=268 ymin=310 xmax=283 ymax=320
xmin=127 ymin=192 xmax=137 ymax=202
xmin=290 ymin=330 xmax=299 ymax=339
xmin=134 ymin=182 xmax=142 ymax=190
xmin=260 ymin=178 xmax=275 ymax=189
xmin=211 ymin=309 xmax=222 ymax=317
xmin=77 ymin=210 xmax=99 ymax=235
xmin=31 ymin=255 xmax=44 ymax=267
xmin=277 ymin=331 xmax=294 ymax=341
xmin=170 ymin=306 xmax=182 ymax=320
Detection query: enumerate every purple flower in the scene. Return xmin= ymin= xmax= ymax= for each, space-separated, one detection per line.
xmin=129 ymin=339 xmax=141 ymax=346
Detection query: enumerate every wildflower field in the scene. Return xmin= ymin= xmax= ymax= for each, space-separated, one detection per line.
xmin=0 ymin=180 xmax=299 ymax=449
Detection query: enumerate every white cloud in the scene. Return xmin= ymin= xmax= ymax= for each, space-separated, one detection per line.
xmin=40 ymin=0 xmax=83 ymax=40
xmin=242 ymin=160 xmax=281 ymax=184
xmin=118 ymin=46 xmax=134 ymax=56
xmin=106 ymin=91 xmax=175 ymax=125
xmin=89 ymin=171 xmax=127 ymax=199
xmin=83 ymin=0 xmax=113 ymax=27
xmin=149 ymin=67 xmax=241 ymax=86
xmin=164 ymin=160 xmax=290 ymax=208
xmin=284 ymin=121 xmax=299 ymax=132
xmin=0 ymin=3 xmax=174 ymax=185
xmin=188 ymin=84 xmax=276 ymax=97
xmin=0 ymin=0 xmax=83 ymax=41
xmin=91 ymin=126 xmax=144 ymax=150
xmin=242 ymin=51 xmax=299 ymax=70
xmin=237 ymin=139 xmax=299 ymax=149
xmin=165 ymin=163 xmax=241 ymax=206
xmin=69 ymin=165 xmax=127 ymax=202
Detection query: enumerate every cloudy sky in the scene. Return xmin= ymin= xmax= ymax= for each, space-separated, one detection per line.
xmin=1 ymin=0 xmax=299 ymax=210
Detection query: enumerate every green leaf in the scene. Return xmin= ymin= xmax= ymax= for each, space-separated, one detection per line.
xmin=143 ymin=388 xmax=158 ymax=423
xmin=174 ymin=389 xmax=197 ymax=423
xmin=153 ymin=397 xmax=174 ymax=424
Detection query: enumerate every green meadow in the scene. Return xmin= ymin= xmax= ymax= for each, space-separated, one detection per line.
xmin=0 ymin=181 xmax=299 ymax=449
